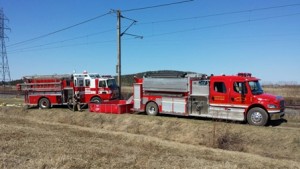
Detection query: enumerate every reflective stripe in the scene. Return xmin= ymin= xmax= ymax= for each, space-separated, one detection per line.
xmin=209 ymin=103 xmax=248 ymax=108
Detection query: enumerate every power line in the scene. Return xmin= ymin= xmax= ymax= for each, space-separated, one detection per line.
xmin=7 ymin=39 xmax=116 ymax=54
xmin=7 ymin=28 xmax=115 ymax=52
xmin=122 ymin=0 xmax=193 ymax=12
xmin=7 ymin=2 xmax=300 ymax=54
xmin=138 ymin=3 xmax=300 ymax=25
xmin=9 ymin=12 xmax=300 ymax=54
xmin=143 ymin=12 xmax=300 ymax=38
xmin=7 ymin=11 xmax=111 ymax=48
xmin=7 ymin=37 xmax=137 ymax=54
xmin=7 ymin=23 xmax=135 ymax=52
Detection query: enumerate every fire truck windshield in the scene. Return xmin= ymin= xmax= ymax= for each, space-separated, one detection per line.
xmin=107 ymin=79 xmax=117 ymax=88
xmin=248 ymin=81 xmax=263 ymax=95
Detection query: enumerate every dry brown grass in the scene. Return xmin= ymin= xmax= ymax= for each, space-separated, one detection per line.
xmin=264 ymin=86 xmax=300 ymax=105
xmin=0 ymin=106 xmax=300 ymax=168
xmin=0 ymin=97 xmax=23 ymax=105
xmin=264 ymin=86 xmax=300 ymax=98
xmin=0 ymin=86 xmax=300 ymax=168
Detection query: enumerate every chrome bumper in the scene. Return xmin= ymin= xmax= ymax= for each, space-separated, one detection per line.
xmin=269 ymin=111 xmax=285 ymax=120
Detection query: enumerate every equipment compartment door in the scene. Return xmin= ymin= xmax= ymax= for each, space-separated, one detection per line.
xmin=162 ymin=97 xmax=186 ymax=114
xmin=133 ymin=84 xmax=142 ymax=110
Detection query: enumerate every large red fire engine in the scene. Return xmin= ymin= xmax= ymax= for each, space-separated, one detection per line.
xmin=17 ymin=71 xmax=119 ymax=109
xmin=128 ymin=72 xmax=284 ymax=126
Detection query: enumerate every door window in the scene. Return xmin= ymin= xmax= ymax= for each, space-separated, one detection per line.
xmin=99 ymin=80 xmax=107 ymax=88
xmin=78 ymin=79 xmax=84 ymax=87
xmin=214 ymin=82 xmax=226 ymax=93
xmin=85 ymin=79 xmax=90 ymax=87
xmin=233 ymin=82 xmax=247 ymax=94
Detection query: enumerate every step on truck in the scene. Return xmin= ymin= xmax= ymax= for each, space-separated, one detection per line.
xmin=131 ymin=72 xmax=285 ymax=126
xmin=17 ymin=71 xmax=119 ymax=109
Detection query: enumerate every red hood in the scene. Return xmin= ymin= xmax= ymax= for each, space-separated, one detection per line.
xmin=253 ymin=93 xmax=283 ymax=104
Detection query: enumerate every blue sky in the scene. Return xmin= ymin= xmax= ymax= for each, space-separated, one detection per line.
xmin=1 ymin=0 xmax=300 ymax=84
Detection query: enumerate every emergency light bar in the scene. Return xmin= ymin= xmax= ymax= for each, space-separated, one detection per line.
xmin=238 ymin=73 xmax=252 ymax=77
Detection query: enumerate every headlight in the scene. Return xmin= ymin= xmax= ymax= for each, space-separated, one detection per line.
xmin=268 ymin=104 xmax=277 ymax=108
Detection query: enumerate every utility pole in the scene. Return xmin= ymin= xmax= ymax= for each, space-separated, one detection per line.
xmin=0 ymin=8 xmax=11 ymax=86
xmin=114 ymin=10 xmax=142 ymax=99
xmin=116 ymin=10 xmax=121 ymax=99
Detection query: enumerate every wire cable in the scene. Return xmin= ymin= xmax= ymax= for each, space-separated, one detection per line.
xmin=7 ymin=25 xmax=140 ymax=52
xmin=138 ymin=3 xmax=300 ymax=25
xmin=143 ymin=12 xmax=300 ymax=38
xmin=122 ymin=0 xmax=193 ymax=12
xmin=7 ymin=28 xmax=115 ymax=52
xmin=7 ymin=37 xmax=137 ymax=54
xmin=7 ymin=11 xmax=111 ymax=47
xmin=9 ymin=12 xmax=300 ymax=54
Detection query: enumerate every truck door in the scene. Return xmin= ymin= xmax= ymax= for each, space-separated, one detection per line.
xmin=209 ymin=79 xmax=229 ymax=105
xmin=230 ymin=81 xmax=251 ymax=106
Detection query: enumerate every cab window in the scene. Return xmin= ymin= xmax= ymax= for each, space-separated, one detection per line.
xmin=99 ymin=80 xmax=106 ymax=88
xmin=214 ymin=82 xmax=226 ymax=93
xmin=233 ymin=82 xmax=247 ymax=94
xmin=85 ymin=79 xmax=90 ymax=87
xmin=107 ymin=79 xmax=117 ymax=88
xmin=74 ymin=79 xmax=84 ymax=87
xmin=78 ymin=79 xmax=84 ymax=87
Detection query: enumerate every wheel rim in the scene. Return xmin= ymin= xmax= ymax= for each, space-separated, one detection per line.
xmin=251 ymin=111 xmax=263 ymax=124
xmin=40 ymin=100 xmax=48 ymax=108
xmin=149 ymin=106 xmax=156 ymax=114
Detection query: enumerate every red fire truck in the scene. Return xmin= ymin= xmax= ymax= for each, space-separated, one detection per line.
xmin=130 ymin=72 xmax=285 ymax=126
xmin=17 ymin=71 xmax=119 ymax=109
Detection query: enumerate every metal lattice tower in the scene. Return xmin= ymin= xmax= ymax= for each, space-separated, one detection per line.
xmin=0 ymin=8 xmax=11 ymax=86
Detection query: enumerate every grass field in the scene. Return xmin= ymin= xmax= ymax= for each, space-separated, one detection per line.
xmin=0 ymin=86 xmax=299 ymax=168
xmin=0 ymin=105 xmax=300 ymax=168
xmin=264 ymin=86 xmax=300 ymax=105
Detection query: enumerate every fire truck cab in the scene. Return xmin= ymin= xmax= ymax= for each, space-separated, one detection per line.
xmin=18 ymin=71 xmax=119 ymax=109
xmin=133 ymin=72 xmax=285 ymax=126
xmin=73 ymin=72 xmax=119 ymax=102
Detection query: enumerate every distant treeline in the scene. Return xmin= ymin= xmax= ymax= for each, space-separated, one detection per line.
xmin=8 ymin=70 xmax=299 ymax=87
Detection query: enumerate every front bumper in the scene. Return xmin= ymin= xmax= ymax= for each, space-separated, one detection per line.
xmin=269 ymin=110 xmax=285 ymax=120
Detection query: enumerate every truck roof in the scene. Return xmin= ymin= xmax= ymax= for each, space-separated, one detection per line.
xmin=211 ymin=74 xmax=260 ymax=81
xmin=23 ymin=74 xmax=72 ymax=80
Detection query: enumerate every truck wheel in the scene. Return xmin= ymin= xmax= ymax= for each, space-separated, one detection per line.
xmin=91 ymin=97 xmax=102 ymax=103
xmin=39 ymin=98 xmax=50 ymax=109
xmin=146 ymin=102 xmax=158 ymax=116
xmin=247 ymin=107 xmax=268 ymax=126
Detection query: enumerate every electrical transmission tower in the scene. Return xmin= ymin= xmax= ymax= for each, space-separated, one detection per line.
xmin=0 ymin=8 xmax=11 ymax=86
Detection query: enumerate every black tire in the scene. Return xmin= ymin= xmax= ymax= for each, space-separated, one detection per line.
xmin=39 ymin=98 xmax=50 ymax=109
xmin=90 ymin=97 xmax=102 ymax=103
xmin=247 ymin=107 xmax=269 ymax=126
xmin=146 ymin=102 xmax=159 ymax=116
